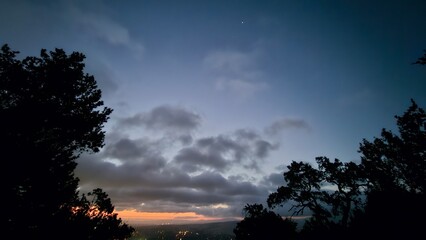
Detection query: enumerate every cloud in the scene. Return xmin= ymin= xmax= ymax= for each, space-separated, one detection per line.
xmin=75 ymin=123 xmax=278 ymax=221
xmin=255 ymin=140 xmax=276 ymax=158
xmin=174 ymin=147 xmax=228 ymax=172
xmin=104 ymin=138 xmax=144 ymax=161
xmin=260 ymin=172 xmax=286 ymax=191
xmin=76 ymin=151 xmax=269 ymax=219
xmin=204 ymin=50 xmax=255 ymax=74
xmin=118 ymin=105 xmax=201 ymax=133
xmin=68 ymin=2 xmax=144 ymax=56
xmin=204 ymin=49 xmax=268 ymax=100
xmin=87 ymin=61 xmax=119 ymax=97
xmin=74 ymin=104 xmax=286 ymax=222
xmin=234 ymin=128 xmax=260 ymax=140
xmin=338 ymin=88 xmax=374 ymax=107
xmin=265 ymin=118 xmax=311 ymax=136
xmin=103 ymin=137 xmax=166 ymax=168
xmin=174 ymin=129 xmax=277 ymax=173
xmin=215 ymin=78 xmax=268 ymax=99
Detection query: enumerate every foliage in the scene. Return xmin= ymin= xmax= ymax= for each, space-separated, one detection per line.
xmin=353 ymin=99 xmax=426 ymax=239
xmin=67 ymin=188 xmax=135 ymax=240
xmin=235 ymin=51 xmax=426 ymax=240
xmin=359 ymin=99 xmax=425 ymax=194
xmin=1 ymin=44 xmax=133 ymax=239
xmin=348 ymin=190 xmax=426 ymax=239
xmin=233 ymin=204 xmax=297 ymax=240
xmin=267 ymin=157 xmax=364 ymax=228
xmin=263 ymin=99 xmax=425 ymax=238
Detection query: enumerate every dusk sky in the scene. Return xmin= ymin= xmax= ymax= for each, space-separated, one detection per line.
xmin=1 ymin=0 xmax=425 ymax=225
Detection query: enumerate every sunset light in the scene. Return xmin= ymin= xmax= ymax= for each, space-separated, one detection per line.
xmin=116 ymin=209 xmax=230 ymax=226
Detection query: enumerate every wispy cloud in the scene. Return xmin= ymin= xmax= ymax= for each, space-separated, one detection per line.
xmin=265 ymin=118 xmax=311 ymax=136
xmin=215 ymin=78 xmax=268 ymax=99
xmin=204 ymin=49 xmax=268 ymax=100
xmin=204 ymin=50 xmax=256 ymax=74
xmin=87 ymin=61 xmax=119 ymax=97
xmin=68 ymin=3 xmax=144 ymax=57
xmin=338 ymin=88 xmax=374 ymax=107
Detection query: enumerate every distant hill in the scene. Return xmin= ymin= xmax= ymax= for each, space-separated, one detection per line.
xmin=130 ymin=221 xmax=238 ymax=240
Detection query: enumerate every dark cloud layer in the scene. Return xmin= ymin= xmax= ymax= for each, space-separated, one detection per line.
xmin=118 ymin=105 xmax=201 ymax=132
xmin=76 ymin=151 xmax=268 ymax=218
xmin=76 ymin=108 xmax=281 ymax=219
xmin=174 ymin=130 xmax=277 ymax=173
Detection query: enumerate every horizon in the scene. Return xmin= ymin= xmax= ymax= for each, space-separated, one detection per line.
xmin=115 ymin=209 xmax=242 ymax=226
xmin=117 ymin=210 xmax=311 ymax=227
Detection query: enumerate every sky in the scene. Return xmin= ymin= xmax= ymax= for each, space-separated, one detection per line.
xmin=1 ymin=0 xmax=425 ymax=226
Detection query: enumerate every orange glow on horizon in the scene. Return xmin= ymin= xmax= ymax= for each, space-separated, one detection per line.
xmin=115 ymin=209 xmax=231 ymax=225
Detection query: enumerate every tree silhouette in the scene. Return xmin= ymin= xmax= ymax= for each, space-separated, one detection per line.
xmin=65 ymin=188 xmax=135 ymax=240
xmin=236 ymin=51 xmax=426 ymax=239
xmin=359 ymin=99 xmax=425 ymax=194
xmin=1 ymin=44 xmax=133 ymax=239
xmin=267 ymin=157 xmax=364 ymax=230
xmin=352 ymin=99 xmax=426 ymax=239
xmin=264 ymin=100 xmax=425 ymax=239
xmin=234 ymin=204 xmax=297 ymax=240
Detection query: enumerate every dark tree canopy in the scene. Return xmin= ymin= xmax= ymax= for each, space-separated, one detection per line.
xmin=233 ymin=204 xmax=297 ymax=240
xmin=264 ymin=100 xmax=425 ymax=239
xmin=359 ymin=99 xmax=426 ymax=194
xmin=1 ymin=44 xmax=133 ymax=239
xmin=1 ymin=44 xmax=112 ymax=155
xmin=66 ymin=188 xmax=135 ymax=240
xmin=353 ymin=99 xmax=426 ymax=239
xmin=267 ymin=157 xmax=364 ymax=228
xmin=235 ymin=50 xmax=426 ymax=240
